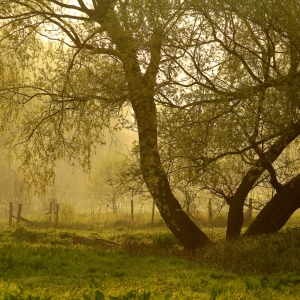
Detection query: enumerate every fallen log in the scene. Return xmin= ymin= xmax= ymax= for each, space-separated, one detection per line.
xmin=72 ymin=235 xmax=121 ymax=247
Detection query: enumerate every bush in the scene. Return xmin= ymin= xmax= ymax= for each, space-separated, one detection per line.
xmin=200 ymin=227 xmax=300 ymax=274
xmin=11 ymin=226 xmax=40 ymax=243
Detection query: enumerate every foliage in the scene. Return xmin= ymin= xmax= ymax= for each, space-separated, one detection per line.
xmin=84 ymin=152 xmax=130 ymax=213
xmin=11 ymin=226 xmax=41 ymax=243
xmin=119 ymin=142 xmax=148 ymax=197
xmin=0 ymin=139 xmax=26 ymax=208
xmin=155 ymin=0 xmax=300 ymax=203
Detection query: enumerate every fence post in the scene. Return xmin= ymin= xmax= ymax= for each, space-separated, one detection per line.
xmin=248 ymin=198 xmax=253 ymax=223
xmin=17 ymin=203 xmax=22 ymax=224
xmin=151 ymin=200 xmax=155 ymax=225
xmin=208 ymin=199 xmax=213 ymax=225
xmin=9 ymin=202 xmax=13 ymax=227
xmin=55 ymin=203 xmax=59 ymax=228
xmin=186 ymin=198 xmax=190 ymax=216
xmin=243 ymin=198 xmax=253 ymax=225
xmin=49 ymin=201 xmax=53 ymax=224
xmin=131 ymin=199 xmax=134 ymax=223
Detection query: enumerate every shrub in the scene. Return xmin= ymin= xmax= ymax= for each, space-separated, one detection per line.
xmin=11 ymin=226 xmax=40 ymax=243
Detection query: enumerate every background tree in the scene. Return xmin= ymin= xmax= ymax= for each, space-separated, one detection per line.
xmin=0 ymin=142 xmax=26 ymax=213
xmin=84 ymin=152 xmax=128 ymax=213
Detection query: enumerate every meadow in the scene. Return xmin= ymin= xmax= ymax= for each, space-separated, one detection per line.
xmin=1 ymin=211 xmax=300 ymax=299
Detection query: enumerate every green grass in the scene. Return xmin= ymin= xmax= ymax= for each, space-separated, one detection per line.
xmin=1 ymin=224 xmax=300 ymax=299
xmin=1 ymin=241 xmax=300 ymax=299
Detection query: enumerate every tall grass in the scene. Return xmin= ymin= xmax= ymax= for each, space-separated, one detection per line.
xmin=199 ymin=227 xmax=300 ymax=274
xmin=5 ymin=224 xmax=300 ymax=275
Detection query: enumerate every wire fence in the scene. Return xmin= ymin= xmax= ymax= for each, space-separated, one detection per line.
xmin=2 ymin=197 xmax=256 ymax=229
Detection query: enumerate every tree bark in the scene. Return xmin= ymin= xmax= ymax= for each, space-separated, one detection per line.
xmin=131 ymin=94 xmax=211 ymax=249
xmin=244 ymin=173 xmax=300 ymax=236
xmin=226 ymin=168 xmax=262 ymax=238
xmin=226 ymin=123 xmax=300 ymax=238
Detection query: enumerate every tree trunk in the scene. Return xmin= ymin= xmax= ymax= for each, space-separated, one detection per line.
xmin=226 ymin=124 xmax=300 ymax=238
xmin=244 ymin=173 xmax=300 ymax=236
xmin=226 ymin=168 xmax=262 ymax=238
xmin=131 ymin=94 xmax=211 ymax=249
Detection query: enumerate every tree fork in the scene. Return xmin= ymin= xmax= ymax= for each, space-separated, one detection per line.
xmin=226 ymin=167 xmax=262 ymax=238
xmin=226 ymin=124 xmax=300 ymax=238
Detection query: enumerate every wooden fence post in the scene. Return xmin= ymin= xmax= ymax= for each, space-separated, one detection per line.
xmin=131 ymin=199 xmax=134 ymax=223
xmin=9 ymin=202 xmax=13 ymax=227
xmin=151 ymin=200 xmax=155 ymax=225
xmin=186 ymin=199 xmax=190 ymax=215
xmin=248 ymin=198 xmax=253 ymax=223
xmin=55 ymin=203 xmax=59 ymax=228
xmin=249 ymin=198 xmax=253 ymax=222
xmin=49 ymin=201 xmax=53 ymax=224
xmin=208 ymin=199 xmax=213 ymax=225
xmin=17 ymin=203 xmax=22 ymax=224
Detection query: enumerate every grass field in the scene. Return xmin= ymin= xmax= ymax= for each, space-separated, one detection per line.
xmin=1 ymin=212 xmax=300 ymax=299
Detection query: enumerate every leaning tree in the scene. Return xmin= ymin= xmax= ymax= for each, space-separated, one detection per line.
xmin=0 ymin=0 xmax=214 ymax=249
